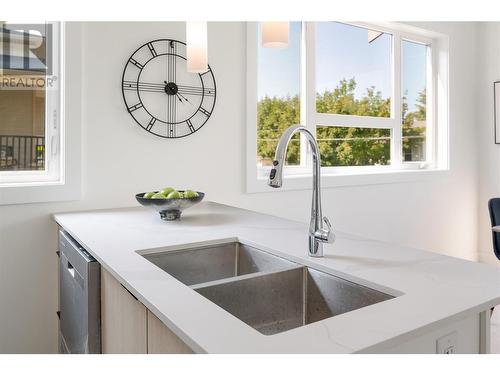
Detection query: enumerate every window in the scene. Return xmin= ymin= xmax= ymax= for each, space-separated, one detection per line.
xmin=0 ymin=22 xmax=62 ymax=186
xmin=315 ymin=22 xmax=392 ymax=119
xmin=257 ymin=22 xmax=302 ymax=168
xmin=402 ymin=39 xmax=428 ymax=162
xmin=247 ymin=22 xmax=448 ymax=191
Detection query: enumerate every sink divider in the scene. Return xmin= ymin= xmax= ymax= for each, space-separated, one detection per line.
xmin=190 ymin=264 xmax=305 ymax=291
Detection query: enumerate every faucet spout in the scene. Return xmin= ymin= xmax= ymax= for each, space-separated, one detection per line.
xmin=268 ymin=125 xmax=334 ymax=257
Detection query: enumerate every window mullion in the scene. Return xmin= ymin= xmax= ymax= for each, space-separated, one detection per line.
xmin=315 ymin=113 xmax=394 ymax=129
xmin=391 ymin=31 xmax=403 ymax=167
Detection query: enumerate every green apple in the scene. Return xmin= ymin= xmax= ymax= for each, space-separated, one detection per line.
xmin=151 ymin=192 xmax=167 ymax=199
xmin=159 ymin=187 xmax=175 ymax=196
xmin=184 ymin=189 xmax=199 ymax=198
xmin=143 ymin=192 xmax=155 ymax=199
xmin=166 ymin=190 xmax=181 ymax=199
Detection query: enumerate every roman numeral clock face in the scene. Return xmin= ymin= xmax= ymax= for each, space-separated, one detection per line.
xmin=122 ymin=39 xmax=216 ymax=138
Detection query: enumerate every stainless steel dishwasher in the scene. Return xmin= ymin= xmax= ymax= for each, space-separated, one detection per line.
xmin=58 ymin=230 xmax=101 ymax=354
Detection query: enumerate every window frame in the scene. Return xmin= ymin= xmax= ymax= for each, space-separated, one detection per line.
xmin=0 ymin=22 xmax=82 ymax=205
xmin=246 ymin=21 xmax=449 ymax=193
xmin=0 ymin=22 xmax=63 ymax=187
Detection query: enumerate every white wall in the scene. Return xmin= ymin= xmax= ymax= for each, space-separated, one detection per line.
xmin=0 ymin=21 xmax=481 ymax=353
xmin=477 ymin=23 xmax=500 ymax=265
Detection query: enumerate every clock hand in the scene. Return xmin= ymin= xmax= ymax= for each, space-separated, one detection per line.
xmin=177 ymin=92 xmax=191 ymax=103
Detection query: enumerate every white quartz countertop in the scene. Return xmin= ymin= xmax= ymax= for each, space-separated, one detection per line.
xmin=53 ymin=202 xmax=500 ymax=353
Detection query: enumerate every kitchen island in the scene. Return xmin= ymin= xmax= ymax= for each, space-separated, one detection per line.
xmin=53 ymin=202 xmax=500 ymax=353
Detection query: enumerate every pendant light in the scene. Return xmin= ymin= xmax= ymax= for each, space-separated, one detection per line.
xmin=186 ymin=21 xmax=208 ymax=73
xmin=261 ymin=22 xmax=289 ymax=48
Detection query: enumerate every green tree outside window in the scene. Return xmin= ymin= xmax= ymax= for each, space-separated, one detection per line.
xmin=257 ymin=78 xmax=426 ymax=167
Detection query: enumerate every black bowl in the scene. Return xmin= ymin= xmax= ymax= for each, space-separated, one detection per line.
xmin=136 ymin=191 xmax=205 ymax=221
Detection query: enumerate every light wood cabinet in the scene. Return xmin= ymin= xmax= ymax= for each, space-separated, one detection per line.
xmin=101 ymin=268 xmax=147 ymax=354
xmin=101 ymin=268 xmax=193 ymax=354
xmin=147 ymin=311 xmax=193 ymax=354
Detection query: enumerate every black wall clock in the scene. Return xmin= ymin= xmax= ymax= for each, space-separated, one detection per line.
xmin=121 ymin=39 xmax=216 ymax=138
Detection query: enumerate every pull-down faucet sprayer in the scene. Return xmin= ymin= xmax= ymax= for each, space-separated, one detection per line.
xmin=268 ymin=125 xmax=334 ymax=257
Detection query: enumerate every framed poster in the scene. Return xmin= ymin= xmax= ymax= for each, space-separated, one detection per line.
xmin=495 ymin=81 xmax=500 ymax=144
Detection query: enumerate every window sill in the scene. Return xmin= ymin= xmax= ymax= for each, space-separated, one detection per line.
xmin=0 ymin=179 xmax=81 ymax=205
xmin=0 ymin=170 xmax=63 ymax=187
xmin=247 ymin=167 xmax=450 ymax=193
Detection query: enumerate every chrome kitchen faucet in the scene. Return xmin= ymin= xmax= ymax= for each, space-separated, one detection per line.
xmin=268 ymin=125 xmax=334 ymax=257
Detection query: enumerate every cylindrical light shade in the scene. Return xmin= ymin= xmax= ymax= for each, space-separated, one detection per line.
xmin=261 ymin=22 xmax=289 ymax=48
xmin=186 ymin=21 xmax=208 ymax=73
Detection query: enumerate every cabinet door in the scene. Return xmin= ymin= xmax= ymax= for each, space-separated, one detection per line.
xmin=101 ymin=268 xmax=147 ymax=354
xmin=147 ymin=310 xmax=193 ymax=354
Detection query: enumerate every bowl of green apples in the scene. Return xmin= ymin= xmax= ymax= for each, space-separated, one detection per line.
xmin=136 ymin=187 xmax=204 ymax=221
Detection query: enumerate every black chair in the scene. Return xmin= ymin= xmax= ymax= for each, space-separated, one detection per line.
xmin=488 ymin=199 xmax=500 ymax=315
xmin=488 ymin=198 xmax=500 ymax=261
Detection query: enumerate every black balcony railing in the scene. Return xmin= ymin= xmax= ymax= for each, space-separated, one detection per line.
xmin=0 ymin=135 xmax=45 ymax=171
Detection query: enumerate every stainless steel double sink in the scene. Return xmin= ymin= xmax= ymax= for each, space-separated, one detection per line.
xmin=141 ymin=242 xmax=395 ymax=335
